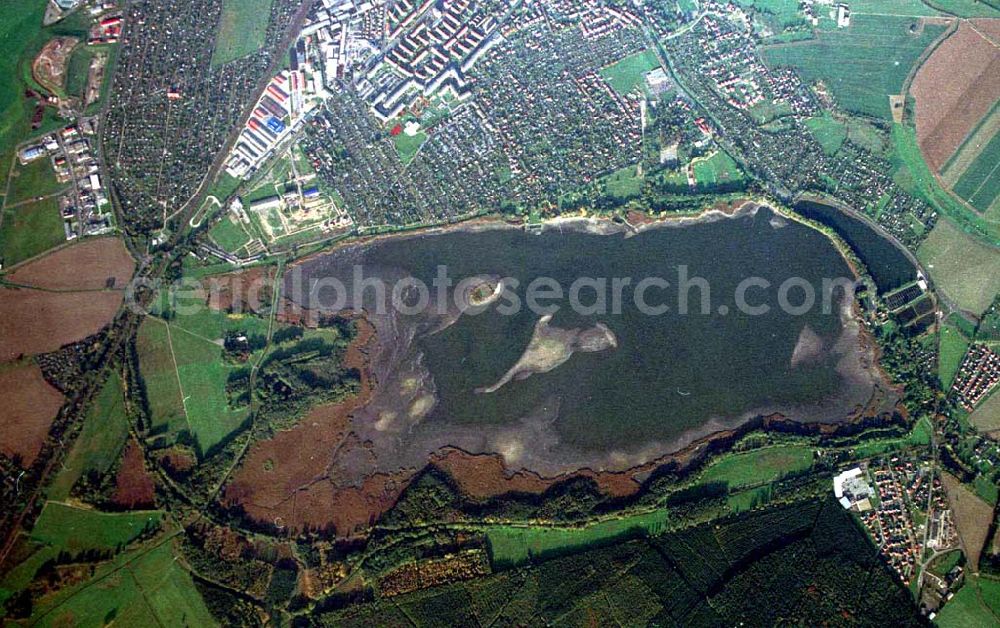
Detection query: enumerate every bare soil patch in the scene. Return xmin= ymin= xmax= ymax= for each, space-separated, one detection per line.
xmin=203 ymin=266 xmax=275 ymax=314
xmin=912 ymin=21 xmax=1000 ymax=172
xmin=111 ymin=439 xmax=156 ymax=509
xmin=942 ymin=471 xmax=993 ymax=571
xmin=430 ymin=448 xmax=640 ymax=500
xmin=8 ymin=237 xmax=134 ymax=291
xmin=0 ymin=287 xmax=122 ymax=361
xmin=0 ymin=362 xmax=64 ymax=467
xmin=32 ymin=37 xmax=78 ymax=94
xmin=223 ymin=319 xmax=412 ymax=537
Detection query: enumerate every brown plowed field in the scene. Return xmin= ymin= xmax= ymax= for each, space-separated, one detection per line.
xmin=8 ymin=237 xmax=135 ymax=291
xmin=0 ymin=287 xmax=122 ymax=361
xmin=111 ymin=439 xmax=156 ymax=509
xmin=0 ymin=362 xmax=64 ymax=467
xmin=912 ymin=20 xmax=1000 ymax=172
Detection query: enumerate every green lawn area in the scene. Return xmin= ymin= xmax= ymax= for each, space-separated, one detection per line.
xmin=211 ymin=0 xmax=276 ymax=67
xmin=6 ymin=155 xmax=66 ymax=205
xmin=28 ymin=540 xmax=216 ymax=627
xmin=48 ymin=373 xmax=130 ymax=501
xmin=486 ymin=510 xmax=669 ymax=568
xmin=0 ymin=197 xmax=65 ymax=265
xmin=924 ymin=0 xmax=1000 ymax=17
xmin=697 ymin=445 xmax=814 ymax=490
xmin=31 ymin=502 xmax=161 ymax=554
xmin=600 ymin=48 xmax=659 ymax=96
xmin=935 ymin=574 xmax=1000 ymax=627
xmin=736 ymin=0 xmax=808 ymax=27
xmin=938 ymin=321 xmax=971 ymax=389
xmin=209 ymin=214 xmax=253 ymax=253
xmin=850 ymin=416 xmax=932 ymax=458
xmin=918 ymin=218 xmax=1000 ymax=316
xmin=603 ymin=164 xmax=644 ymax=199
xmin=847 ymin=0 xmax=944 ymax=15
xmin=393 ymin=128 xmax=427 ymax=165
xmin=804 ymin=113 xmax=847 ymax=156
xmin=692 ymin=150 xmax=744 ymax=187
xmin=64 ymin=44 xmax=92 ymax=98
xmin=761 ymin=16 xmax=945 ymax=119
xmin=952 ymin=129 xmax=1000 ymax=214
xmin=207 ymin=170 xmax=242 ymax=202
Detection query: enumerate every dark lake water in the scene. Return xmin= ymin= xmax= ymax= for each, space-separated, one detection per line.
xmin=794 ymin=200 xmax=916 ymax=293
xmin=293 ymin=207 xmax=891 ymax=474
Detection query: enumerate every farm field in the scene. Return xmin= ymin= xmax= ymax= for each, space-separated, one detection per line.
xmin=8 ymin=236 xmax=134 ymax=290
xmin=911 ymin=21 xmax=1000 ymax=173
xmin=941 ymin=472 xmax=993 ymax=570
xmin=28 ymin=540 xmax=216 ymax=627
xmin=696 ymin=445 xmax=814 ymax=490
xmin=761 ymin=16 xmax=946 ymax=119
xmin=917 ymin=218 xmax=1000 ymax=316
xmin=0 ymin=197 xmax=65 ymax=266
xmin=970 ymin=389 xmax=1000 ymax=434
xmin=0 ymin=361 xmax=64 ymax=467
xmin=938 ymin=319 xmax=971 ymax=389
xmin=0 ymin=0 xmax=47 ymax=172
xmin=212 ymin=0 xmax=276 ymax=67
xmin=600 ymin=48 xmax=659 ymax=96
xmin=5 ymin=156 xmax=65 ymax=206
xmin=953 ymin=128 xmax=1000 ymax=213
xmin=486 ymin=510 xmax=669 ymax=568
xmin=0 ymin=286 xmax=123 ymax=361
xmin=942 ymin=103 xmax=1000 ymax=189
xmin=47 ymin=372 xmax=129 ymax=501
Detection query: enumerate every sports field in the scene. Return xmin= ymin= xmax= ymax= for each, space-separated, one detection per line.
xmin=761 ymin=16 xmax=946 ymax=119
xmin=952 ymin=129 xmax=1000 ymax=214
xmin=0 ymin=197 xmax=65 ymax=265
xmin=918 ymin=218 xmax=1000 ymax=316
xmin=600 ymin=49 xmax=659 ymax=96
xmin=692 ymin=150 xmax=744 ymax=187
xmin=211 ymin=0 xmax=275 ymax=67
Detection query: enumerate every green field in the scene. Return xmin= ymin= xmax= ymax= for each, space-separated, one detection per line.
xmin=971 ymin=389 xmax=1000 ymax=434
xmin=486 ymin=510 xmax=669 ymax=568
xmin=48 ymin=373 xmax=130 ymax=501
xmin=209 ymin=214 xmax=253 ymax=253
xmin=0 ymin=0 xmax=47 ymax=174
xmin=804 ymin=113 xmax=847 ymax=155
xmin=697 ymin=446 xmax=815 ymax=489
xmin=600 ymin=48 xmax=660 ymax=96
xmin=761 ymin=16 xmax=945 ymax=119
xmin=31 ymin=502 xmax=161 ymax=554
xmin=212 ymin=0 xmax=275 ymax=67
xmin=924 ymin=0 xmax=1000 ymax=17
xmin=936 ymin=574 xmax=1000 ymax=627
xmin=952 ymin=129 xmax=1000 ymax=214
xmin=64 ymin=44 xmax=92 ymax=98
xmin=0 ymin=197 xmax=65 ymax=265
xmin=136 ymin=318 xmax=189 ymax=441
xmin=29 ymin=540 xmax=216 ymax=627
xmin=918 ymin=218 xmax=1000 ymax=316
xmin=938 ymin=321 xmax=971 ymax=389
xmin=603 ymin=164 xmax=644 ymax=198
xmin=737 ymin=0 xmax=808 ymax=27
xmin=692 ymin=150 xmax=744 ymax=187
xmin=6 ymin=155 xmax=65 ymax=205
xmin=393 ymin=128 xmax=427 ymax=165
xmin=892 ymin=124 xmax=1000 ymax=244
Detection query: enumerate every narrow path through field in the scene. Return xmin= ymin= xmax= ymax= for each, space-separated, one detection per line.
xmin=160 ymin=318 xmax=194 ymax=436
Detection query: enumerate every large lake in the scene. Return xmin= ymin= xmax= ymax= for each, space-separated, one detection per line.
xmin=290 ymin=206 xmax=896 ymax=477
